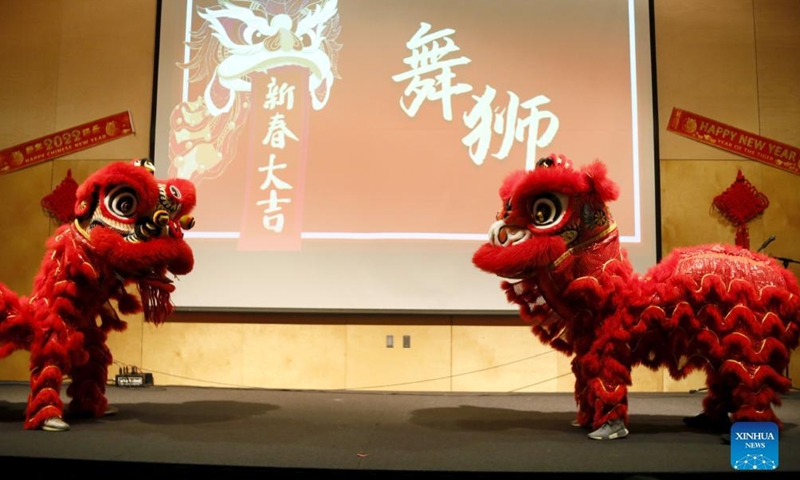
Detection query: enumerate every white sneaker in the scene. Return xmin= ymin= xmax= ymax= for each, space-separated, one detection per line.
xmin=587 ymin=418 xmax=629 ymax=440
xmin=41 ymin=417 xmax=70 ymax=432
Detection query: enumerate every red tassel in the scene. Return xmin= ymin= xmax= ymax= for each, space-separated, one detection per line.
xmin=735 ymin=224 xmax=749 ymax=249
xmin=138 ymin=280 xmax=173 ymax=325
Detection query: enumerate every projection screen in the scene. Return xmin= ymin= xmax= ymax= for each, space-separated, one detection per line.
xmin=151 ymin=0 xmax=658 ymax=313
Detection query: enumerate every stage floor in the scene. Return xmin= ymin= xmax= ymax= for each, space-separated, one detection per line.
xmin=1 ymin=381 xmax=798 ymax=478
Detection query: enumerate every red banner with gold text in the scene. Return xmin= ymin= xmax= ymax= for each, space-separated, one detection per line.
xmin=667 ymin=107 xmax=799 ymax=176
xmin=238 ymin=68 xmax=309 ymax=251
xmin=0 ymin=111 xmax=135 ymax=175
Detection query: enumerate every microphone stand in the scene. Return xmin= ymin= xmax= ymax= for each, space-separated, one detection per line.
xmin=772 ymin=256 xmax=800 ymax=269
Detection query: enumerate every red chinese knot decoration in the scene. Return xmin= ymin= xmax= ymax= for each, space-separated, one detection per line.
xmin=40 ymin=169 xmax=79 ymax=225
xmin=712 ymin=170 xmax=769 ymax=249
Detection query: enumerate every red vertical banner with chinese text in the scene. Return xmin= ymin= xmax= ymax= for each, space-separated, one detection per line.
xmin=238 ymin=67 xmax=309 ymax=251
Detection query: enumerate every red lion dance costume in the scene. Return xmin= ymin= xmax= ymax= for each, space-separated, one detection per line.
xmin=0 ymin=159 xmax=196 ymax=431
xmin=472 ymin=153 xmax=800 ymax=440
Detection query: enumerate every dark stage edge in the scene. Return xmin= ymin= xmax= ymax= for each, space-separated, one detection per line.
xmin=1 ymin=382 xmax=798 ymax=478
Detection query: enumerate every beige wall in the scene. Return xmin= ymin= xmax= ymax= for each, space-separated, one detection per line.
xmin=1 ymin=0 xmax=799 ymax=395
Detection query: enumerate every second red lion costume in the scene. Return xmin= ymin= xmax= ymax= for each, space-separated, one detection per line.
xmin=472 ymin=153 xmax=800 ymax=440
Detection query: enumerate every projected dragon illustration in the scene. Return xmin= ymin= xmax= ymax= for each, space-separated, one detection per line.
xmin=0 ymin=159 xmax=196 ymax=431
xmin=168 ymin=0 xmax=341 ymax=182
xmin=472 ymin=153 xmax=800 ymax=440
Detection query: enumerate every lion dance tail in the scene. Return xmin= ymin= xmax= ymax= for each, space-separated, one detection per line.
xmin=0 ymin=283 xmax=33 ymax=360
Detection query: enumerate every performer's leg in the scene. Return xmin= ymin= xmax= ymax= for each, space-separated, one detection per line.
xmin=25 ymin=331 xmax=71 ymax=431
xmin=727 ymin=361 xmax=789 ymax=428
xmin=581 ymin=335 xmax=632 ymax=440
xmin=66 ymin=325 xmax=112 ymax=418
xmin=572 ymin=357 xmax=593 ymax=428
xmin=684 ymin=368 xmax=734 ymax=430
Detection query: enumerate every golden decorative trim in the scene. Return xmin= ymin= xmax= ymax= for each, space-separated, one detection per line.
xmin=40 ymin=365 xmax=62 ymax=376
xmin=552 ymin=222 xmax=618 ymax=268
xmin=73 ymin=219 xmax=90 ymax=240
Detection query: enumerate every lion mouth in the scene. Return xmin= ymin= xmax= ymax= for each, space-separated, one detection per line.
xmin=140 ymin=273 xmax=176 ymax=292
xmin=504 ymin=279 xmax=568 ymax=340
xmin=137 ymin=274 xmax=177 ymax=325
xmin=505 ymin=279 xmax=546 ymax=314
xmin=87 ymin=209 xmax=141 ymax=243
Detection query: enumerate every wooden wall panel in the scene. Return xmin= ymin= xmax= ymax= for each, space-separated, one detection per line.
xmin=655 ymin=0 xmax=760 ymax=160
xmin=754 ymin=0 xmax=800 ymax=148
xmin=105 ymin=309 xmax=144 ymax=378
xmin=662 ymin=370 xmax=706 ymax=394
xmin=56 ymin=0 xmax=157 ymax=159
xmin=0 ymin=351 xmax=29 ymax=382
xmin=0 ymin=1 xmax=63 ymax=299
xmin=451 ymin=324 xmax=560 ymax=393
xmin=0 ymin=1 xmax=61 ymax=147
xmin=630 ymin=366 xmax=665 ymax=393
xmin=345 ymin=322 xmax=452 ymax=392
xmin=759 ymin=166 xmax=800 ymax=279
xmin=141 ymin=322 xmax=246 ymax=387
xmin=241 ymin=323 xmax=347 ymax=390
xmin=0 ymin=163 xmax=54 ymax=294
xmin=753 ymin=0 xmax=800 ymax=283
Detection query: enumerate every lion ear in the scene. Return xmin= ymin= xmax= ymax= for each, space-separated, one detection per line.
xmin=583 ymin=160 xmax=620 ymax=203
xmin=74 ymin=182 xmax=97 ymax=219
xmin=499 ymin=169 xmax=526 ymax=200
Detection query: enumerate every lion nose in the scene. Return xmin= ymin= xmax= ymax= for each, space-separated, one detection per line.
xmin=488 ymin=220 xmax=531 ymax=247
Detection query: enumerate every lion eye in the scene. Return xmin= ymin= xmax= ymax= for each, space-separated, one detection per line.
xmin=105 ymin=185 xmax=139 ymax=219
xmin=530 ymin=193 xmax=567 ymax=228
xmin=169 ymin=184 xmax=182 ymax=199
